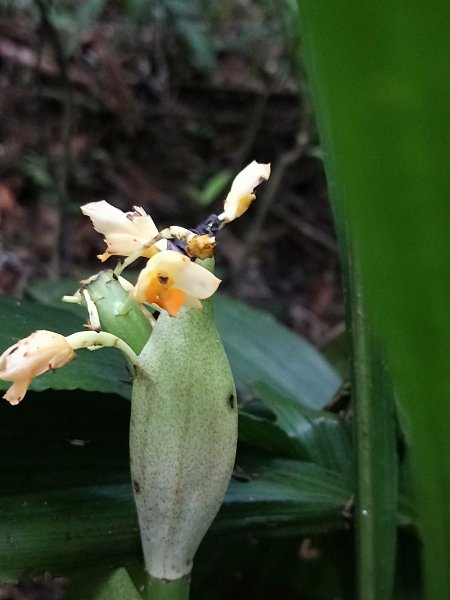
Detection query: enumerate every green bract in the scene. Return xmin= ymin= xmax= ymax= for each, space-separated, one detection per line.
xmin=130 ymin=291 xmax=237 ymax=581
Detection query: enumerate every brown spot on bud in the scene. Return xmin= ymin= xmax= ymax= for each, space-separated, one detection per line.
xmin=133 ymin=480 xmax=141 ymax=494
xmin=157 ymin=274 xmax=169 ymax=285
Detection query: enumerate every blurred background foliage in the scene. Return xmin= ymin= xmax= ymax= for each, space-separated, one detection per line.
xmin=0 ymin=0 xmax=342 ymax=347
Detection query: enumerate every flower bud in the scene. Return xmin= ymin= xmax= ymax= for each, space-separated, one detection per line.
xmin=220 ymin=160 xmax=271 ymax=222
xmin=130 ymin=282 xmax=237 ymax=580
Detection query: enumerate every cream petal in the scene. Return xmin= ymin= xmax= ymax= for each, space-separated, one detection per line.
xmin=82 ymin=201 xmax=158 ymax=240
xmin=173 ymin=260 xmax=221 ymax=299
xmin=104 ymin=233 xmax=145 ymax=256
xmin=3 ymin=378 xmax=32 ymax=405
xmin=126 ymin=210 xmax=159 ymax=240
xmin=183 ymin=295 xmax=202 ymax=310
xmin=81 ymin=201 xmax=137 ymax=235
xmin=0 ymin=331 xmax=75 ymax=398
xmin=223 ymin=161 xmax=271 ymax=221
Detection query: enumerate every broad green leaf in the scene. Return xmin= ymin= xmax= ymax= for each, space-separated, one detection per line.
xmin=0 ymin=392 xmax=351 ymax=579
xmin=296 ymin=2 xmax=450 ymax=598
xmin=0 ymin=297 xmax=131 ymax=398
xmin=238 ymin=411 xmax=302 ymax=459
xmin=249 ymin=383 xmax=353 ymax=484
xmin=0 ymin=465 xmax=350 ymax=579
xmin=91 ymin=568 xmax=142 ymax=600
xmin=221 ymin=458 xmax=351 ymax=534
xmin=215 ymin=295 xmax=341 ymax=409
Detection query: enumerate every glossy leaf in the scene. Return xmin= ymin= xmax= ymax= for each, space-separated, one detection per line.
xmin=91 ymin=568 xmax=142 ymax=600
xmin=215 ymin=294 xmax=341 ymax=409
xmin=248 ymin=383 xmax=353 ymax=485
xmin=0 ymin=391 xmax=351 ymax=579
xmin=296 ymin=2 xmax=450 ymax=598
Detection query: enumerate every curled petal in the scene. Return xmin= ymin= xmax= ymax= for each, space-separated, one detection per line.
xmin=221 ymin=161 xmax=271 ymax=222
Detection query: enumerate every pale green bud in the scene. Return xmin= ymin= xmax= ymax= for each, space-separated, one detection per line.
xmin=130 ymin=297 xmax=237 ymax=581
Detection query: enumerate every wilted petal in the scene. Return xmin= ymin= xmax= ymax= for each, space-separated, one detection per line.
xmin=222 ymin=161 xmax=271 ymax=222
xmin=3 ymin=379 xmax=32 ymax=405
xmin=0 ymin=331 xmax=76 ymax=404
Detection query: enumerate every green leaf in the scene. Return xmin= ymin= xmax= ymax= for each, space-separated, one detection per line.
xmin=296 ymin=2 xmax=450 ymax=598
xmin=190 ymin=170 xmax=232 ymax=207
xmin=0 ymin=297 xmax=131 ymax=398
xmin=238 ymin=411 xmax=303 ymax=459
xmin=215 ymin=295 xmax=341 ymax=409
xmin=221 ymin=458 xmax=351 ymax=534
xmin=92 ymin=568 xmax=142 ymax=600
xmin=249 ymin=383 xmax=354 ymax=484
xmin=0 ymin=392 xmax=351 ymax=579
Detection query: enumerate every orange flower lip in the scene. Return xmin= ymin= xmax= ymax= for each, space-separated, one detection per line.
xmin=134 ymin=250 xmax=221 ymax=317
xmin=145 ymin=273 xmax=187 ymax=317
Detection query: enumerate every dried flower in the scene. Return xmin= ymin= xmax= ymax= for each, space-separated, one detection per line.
xmin=81 ymin=201 xmax=165 ymax=262
xmin=220 ymin=161 xmax=271 ymax=222
xmin=134 ymin=250 xmax=221 ymax=317
xmin=0 ymin=331 xmax=75 ymax=405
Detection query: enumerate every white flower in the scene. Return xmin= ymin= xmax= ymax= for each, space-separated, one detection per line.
xmin=220 ymin=161 xmax=271 ymax=222
xmin=0 ymin=331 xmax=75 ymax=405
xmin=134 ymin=250 xmax=221 ymax=317
xmin=81 ymin=201 xmax=165 ymax=261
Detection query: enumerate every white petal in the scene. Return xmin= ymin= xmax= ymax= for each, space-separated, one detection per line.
xmin=81 ymin=201 xmax=158 ymax=240
xmin=173 ymin=260 xmax=221 ymax=299
xmin=103 ymin=233 xmax=145 ymax=256
xmin=81 ymin=201 xmax=137 ymax=235
xmin=222 ymin=161 xmax=271 ymax=221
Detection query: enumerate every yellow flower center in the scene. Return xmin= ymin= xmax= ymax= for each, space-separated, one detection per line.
xmin=145 ymin=272 xmax=186 ymax=317
xmin=235 ymin=193 xmax=255 ymax=218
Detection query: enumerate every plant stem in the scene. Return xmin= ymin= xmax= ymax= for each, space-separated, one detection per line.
xmin=66 ymin=331 xmax=138 ymax=366
xmin=143 ymin=574 xmax=190 ymax=600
